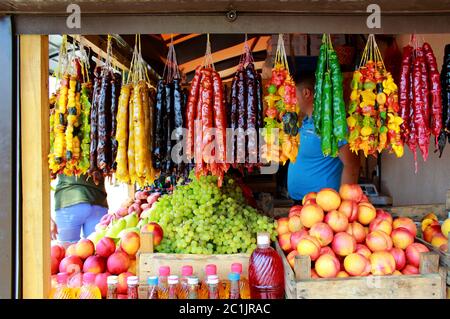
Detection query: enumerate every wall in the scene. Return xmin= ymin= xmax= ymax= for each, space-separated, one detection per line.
xmin=381 ymin=34 xmax=450 ymax=206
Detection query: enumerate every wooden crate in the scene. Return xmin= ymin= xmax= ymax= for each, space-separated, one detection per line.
xmin=416 ymin=238 xmax=450 ymax=287
xmin=275 ymin=242 xmax=446 ymax=299
xmin=137 ymin=232 xmax=250 ymax=298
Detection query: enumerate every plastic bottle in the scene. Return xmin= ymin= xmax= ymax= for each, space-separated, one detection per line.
xmin=106 ymin=275 xmax=118 ymax=299
xmin=178 ymin=265 xmax=193 ymax=299
xmin=158 ymin=265 xmax=171 ymax=299
xmin=228 ymin=272 xmax=241 ymax=299
xmin=199 ymin=264 xmax=216 ymax=299
xmin=168 ymin=275 xmax=179 ymax=299
xmin=127 ymin=276 xmax=139 ymax=299
xmin=187 ymin=277 xmax=199 ymax=299
xmin=52 ymin=272 xmax=74 ymax=299
xmin=232 ymin=263 xmax=251 ymax=299
xmin=248 ymin=232 xmax=285 ymax=299
xmin=147 ymin=276 xmax=159 ymax=299
xmin=206 ymin=275 xmax=219 ymax=299
xmin=78 ymin=273 xmax=102 ymax=299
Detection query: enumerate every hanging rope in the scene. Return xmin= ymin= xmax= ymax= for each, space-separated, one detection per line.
xmin=202 ymin=33 xmax=215 ymax=70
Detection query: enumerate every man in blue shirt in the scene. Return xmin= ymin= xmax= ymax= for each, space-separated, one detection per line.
xmin=287 ymin=71 xmax=360 ymax=203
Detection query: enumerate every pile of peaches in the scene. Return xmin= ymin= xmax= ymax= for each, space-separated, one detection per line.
xmin=420 ymin=213 xmax=449 ymax=252
xmin=277 ymin=184 xmax=430 ymax=278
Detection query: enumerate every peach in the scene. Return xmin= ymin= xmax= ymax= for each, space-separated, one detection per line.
xmin=120 ymin=231 xmax=141 ymax=256
xmin=332 ymin=232 xmax=356 ymax=257
xmin=319 ymin=246 xmax=336 ymax=257
xmin=51 ymin=257 xmax=59 ymax=275
xmin=366 ymin=230 xmax=393 ymax=252
xmin=51 ymin=245 xmax=65 ymax=262
xmin=315 ymin=254 xmax=340 ymax=278
xmin=423 ymin=225 xmax=443 ymax=243
xmin=106 ymin=251 xmax=131 ymax=275
xmin=140 ymin=222 xmax=164 ymax=246
xmin=338 ymin=200 xmax=358 ymax=222
xmin=95 ymin=272 xmax=111 ymax=298
xmin=392 ymin=270 xmax=403 ymax=276
xmin=346 ymin=221 xmax=366 ymax=243
xmin=337 ymin=271 xmax=350 ymax=278
xmin=300 ymin=204 xmax=324 ymax=228
xmin=288 ymin=205 xmax=303 ymax=218
xmin=431 ymin=233 xmax=448 ymax=249
xmin=276 ymin=217 xmax=290 ymax=235
xmin=309 ymin=222 xmax=334 ymax=247
xmin=316 ymin=188 xmax=341 ymax=212
xmin=344 ymin=253 xmax=370 ymax=276
xmin=422 ymin=213 xmax=438 ymax=222
xmin=442 ymin=218 xmax=450 ymax=238
xmin=391 ymin=227 xmax=414 ymax=250
xmin=82 ymin=255 xmax=106 ymax=274
xmin=59 ymin=255 xmax=83 ymax=275
xmin=339 ymin=184 xmax=363 ymax=202
xmin=405 ymin=243 xmax=429 ymax=267
xmin=389 ymin=247 xmax=406 ymax=271
xmin=128 ymin=259 xmax=136 ymax=275
xmin=278 ymin=232 xmax=292 ymax=252
xmin=310 ymin=269 xmax=319 ymax=279
xmin=402 ymin=264 xmax=419 ymax=275
xmin=357 ymin=202 xmax=376 ymax=225
xmin=290 ymin=229 xmax=308 ymax=249
xmin=66 ymin=244 xmax=77 ymax=257
xmin=288 ymin=215 xmax=303 ymax=233
xmin=75 ymin=239 xmax=95 ymax=260
xmin=325 ymin=210 xmax=349 ymax=233
xmin=392 ymin=217 xmax=417 ymax=237
xmin=302 ymin=192 xmax=317 ymax=206
xmin=370 ymin=251 xmax=396 ymax=275
xmin=355 ymin=244 xmax=372 ymax=259
xmin=375 ymin=209 xmax=393 ymax=224
xmin=296 ymin=235 xmax=321 ymax=261
xmin=421 ymin=219 xmax=439 ymax=232
xmin=117 ymin=272 xmax=134 ymax=295
xmin=369 ymin=218 xmax=392 ymax=235
xmin=286 ymin=250 xmax=299 ymax=269
xmin=96 ymin=237 xmax=116 ymax=258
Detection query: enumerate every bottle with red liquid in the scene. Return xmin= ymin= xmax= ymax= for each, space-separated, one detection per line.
xmin=179 ymin=265 xmax=193 ymax=299
xmin=248 ymin=232 xmax=285 ymax=299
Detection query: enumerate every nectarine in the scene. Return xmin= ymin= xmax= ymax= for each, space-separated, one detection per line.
xmin=315 ymin=254 xmax=340 ymax=278
xmin=316 ymin=188 xmax=341 ymax=212
xmin=339 ymin=184 xmax=363 ymax=202
xmin=332 ymin=232 xmax=356 ymax=257
xmin=392 ymin=217 xmax=417 ymax=237
xmin=300 ymin=204 xmax=324 ymax=228
xmin=325 ymin=210 xmax=349 ymax=233
xmin=309 ymin=222 xmax=334 ymax=247
xmin=391 ymin=227 xmax=414 ymax=250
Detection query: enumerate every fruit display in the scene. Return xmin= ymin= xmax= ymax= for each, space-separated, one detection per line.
xmin=347 ymin=34 xmax=404 ymax=158
xmin=420 ymin=214 xmax=449 ymax=252
xmin=437 ymin=44 xmax=450 ymax=157
xmin=399 ymin=36 xmax=444 ymax=170
xmin=229 ymin=40 xmax=264 ymax=172
xmin=147 ymin=172 xmax=276 ymax=254
xmin=313 ymin=34 xmax=348 ymax=157
xmin=262 ymin=34 xmax=299 ymax=165
xmin=185 ymin=35 xmax=229 ymax=186
xmin=277 ymin=184 xmax=430 ymax=278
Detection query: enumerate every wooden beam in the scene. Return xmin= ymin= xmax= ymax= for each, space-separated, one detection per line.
xmin=20 ymin=35 xmax=50 ymax=299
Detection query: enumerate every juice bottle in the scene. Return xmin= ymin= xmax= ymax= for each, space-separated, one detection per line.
xmin=52 ymin=272 xmax=74 ymax=299
xmin=228 ymin=272 xmax=241 ymax=299
xmin=158 ymin=265 xmax=171 ymax=299
xmin=199 ymin=264 xmax=216 ymax=299
xmin=127 ymin=276 xmax=139 ymax=299
xmin=147 ymin=276 xmax=159 ymax=299
xmin=168 ymin=275 xmax=179 ymax=299
xmin=232 ymin=263 xmax=251 ymax=299
xmin=248 ymin=232 xmax=285 ymax=299
xmin=187 ymin=277 xmax=199 ymax=299
xmin=78 ymin=273 xmax=102 ymax=299
xmin=106 ymin=275 xmax=118 ymax=299
xmin=178 ymin=265 xmax=193 ymax=299
xmin=206 ymin=275 xmax=219 ymax=299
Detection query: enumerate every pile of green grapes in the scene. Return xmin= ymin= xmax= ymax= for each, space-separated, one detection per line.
xmin=148 ymin=174 xmax=276 ymax=254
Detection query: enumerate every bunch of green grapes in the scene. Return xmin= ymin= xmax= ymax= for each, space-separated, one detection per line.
xmin=149 ymin=173 xmax=276 ymax=254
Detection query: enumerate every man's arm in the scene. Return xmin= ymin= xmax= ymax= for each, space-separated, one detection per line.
xmin=338 ymin=144 xmax=360 ymax=184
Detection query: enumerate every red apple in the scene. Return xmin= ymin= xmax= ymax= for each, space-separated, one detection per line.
xmin=96 ymin=237 xmax=116 ymax=258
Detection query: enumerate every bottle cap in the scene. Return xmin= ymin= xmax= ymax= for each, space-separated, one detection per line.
xmin=257 ymin=232 xmax=270 ymax=246
xmin=231 ymin=263 xmax=243 ymax=274
xmin=228 ymin=272 xmax=240 ymax=281
xmin=56 ymin=272 xmax=69 ymax=284
xmin=127 ymin=276 xmax=139 ymax=285
xmin=159 ymin=266 xmax=171 ymax=276
xmin=205 ymin=264 xmax=217 ymax=276
xmin=187 ymin=277 xmax=199 ymax=285
xmin=107 ymin=276 xmax=118 ymax=285
xmin=207 ymin=275 xmax=219 ymax=285
xmin=83 ymin=272 xmax=96 ymax=284
xmin=147 ymin=276 xmax=158 ymax=286
xmin=181 ymin=265 xmax=193 ymax=277
xmin=168 ymin=275 xmax=179 ymax=285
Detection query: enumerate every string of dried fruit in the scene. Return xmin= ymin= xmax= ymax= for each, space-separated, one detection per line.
xmin=437 ymin=44 xmax=450 ymax=157
xmin=115 ymin=83 xmax=131 ymax=183
xmin=79 ymin=82 xmax=92 ymax=173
